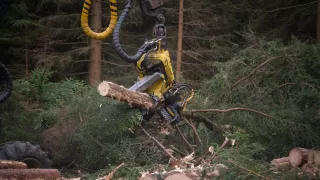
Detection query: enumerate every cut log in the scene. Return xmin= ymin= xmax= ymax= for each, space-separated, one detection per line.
xmin=271 ymin=157 xmax=290 ymax=168
xmin=164 ymin=173 xmax=192 ymax=180
xmin=289 ymin=148 xmax=312 ymax=167
xmin=0 ymin=160 xmax=27 ymax=169
xmin=97 ymin=81 xmax=154 ymax=109
xmin=308 ymin=150 xmax=320 ymax=167
xmin=301 ymin=163 xmax=318 ymax=177
xmin=0 ymin=169 xmax=60 ymax=180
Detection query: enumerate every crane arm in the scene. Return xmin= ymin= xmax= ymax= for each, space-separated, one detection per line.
xmin=112 ymin=0 xmax=169 ymax=63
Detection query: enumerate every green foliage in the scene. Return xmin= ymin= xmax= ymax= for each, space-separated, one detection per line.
xmin=1 ymin=68 xmax=86 ymax=142
xmin=69 ymin=87 xmax=168 ymax=169
xmin=0 ymin=0 xmax=319 ymax=177
xmin=41 ymin=78 xmax=86 ymax=106
xmin=192 ymin=37 xmax=320 ymax=160
xmin=28 ymin=67 xmax=53 ymax=96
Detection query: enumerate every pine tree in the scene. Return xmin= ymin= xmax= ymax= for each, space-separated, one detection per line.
xmin=88 ymin=0 xmax=102 ymax=86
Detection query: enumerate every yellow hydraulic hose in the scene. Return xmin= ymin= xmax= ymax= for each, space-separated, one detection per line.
xmin=81 ymin=0 xmax=118 ymax=40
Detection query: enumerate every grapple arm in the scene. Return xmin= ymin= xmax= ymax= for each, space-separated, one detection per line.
xmin=112 ymin=0 xmax=169 ymax=63
xmin=139 ymin=0 xmax=168 ymax=17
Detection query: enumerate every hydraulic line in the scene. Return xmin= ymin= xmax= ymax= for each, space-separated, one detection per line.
xmin=81 ymin=0 xmax=118 ymax=40
xmin=0 ymin=0 xmax=11 ymax=23
xmin=113 ymin=0 xmax=150 ymax=63
xmin=0 ymin=62 xmax=12 ymax=103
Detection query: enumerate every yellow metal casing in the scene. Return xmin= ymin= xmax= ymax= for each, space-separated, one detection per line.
xmin=135 ymin=42 xmax=175 ymax=98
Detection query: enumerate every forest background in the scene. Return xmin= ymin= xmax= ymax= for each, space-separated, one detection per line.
xmin=0 ymin=0 xmax=320 ymax=179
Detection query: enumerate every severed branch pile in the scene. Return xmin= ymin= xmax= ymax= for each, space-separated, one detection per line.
xmin=271 ymin=148 xmax=320 ymax=177
xmin=97 ymin=80 xmax=320 ymax=179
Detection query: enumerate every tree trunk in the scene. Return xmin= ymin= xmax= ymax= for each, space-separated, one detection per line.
xmin=289 ymin=148 xmax=312 ymax=167
xmin=176 ymin=0 xmax=184 ymax=81
xmin=89 ymin=0 xmax=102 ymax=86
xmin=317 ymin=0 xmax=320 ymax=42
xmin=25 ymin=43 xmax=29 ymax=79
xmin=97 ymin=81 xmax=154 ymax=109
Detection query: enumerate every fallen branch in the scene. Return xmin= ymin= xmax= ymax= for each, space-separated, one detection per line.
xmin=278 ymin=82 xmax=320 ymax=90
xmin=170 ymin=145 xmax=188 ymax=156
xmin=183 ymin=117 xmax=202 ymax=145
xmin=232 ymin=56 xmax=281 ymax=88
xmin=278 ymin=83 xmax=295 ymax=89
xmin=96 ymin=162 xmax=125 ymax=180
xmin=191 ymin=107 xmax=277 ymax=121
xmin=175 ymin=124 xmax=195 ymax=151
xmin=206 ymin=137 xmax=230 ymax=163
xmin=140 ymin=125 xmax=177 ymax=160
xmin=228 ymin=159 xmax=269 ymax=179
xmin=183 ymin=112 xmax=228 ymax=134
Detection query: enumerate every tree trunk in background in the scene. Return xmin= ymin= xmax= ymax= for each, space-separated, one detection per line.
xmin=176 ymin=0 xmax=184 ymax=81
xmin=89 ymin=0 xmax=102 ymax=86
xmin=25 ymin=43 xmax=29 ymax=79
xmin=317 ymin=0 xmax=320 ymax=42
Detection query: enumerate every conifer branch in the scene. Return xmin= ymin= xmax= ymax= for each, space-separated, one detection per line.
xmin=191 ymin=108 xmax=277 ymax=120
xmin=232 ymin=56 xmax=280 ymax=88
xmin=228 ymin=159 xmax=269 ymax=179
xmin=140 ymin=125 xmax=177 ymax=160
xmin=175 ymin=124 xmax=195 ymax=151
xmin=207 ymin=137 xmax=230 ymax=163
xmin=231 ymin=1 xmax=317 ymax=13
xmin=183 ymin=117 xmax=202 ymax=145
xmin=232 ymin=56 xmax=296 ymax=88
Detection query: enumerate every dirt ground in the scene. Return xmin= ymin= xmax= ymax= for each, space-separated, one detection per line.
xmin=40 ymin=107 xmax=81 ymax=166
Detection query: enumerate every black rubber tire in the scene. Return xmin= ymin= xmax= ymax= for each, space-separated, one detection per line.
xmin=0 ymin=141 xmax=52 ymax=168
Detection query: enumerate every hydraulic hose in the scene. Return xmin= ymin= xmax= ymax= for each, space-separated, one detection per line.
xmin=0 ymin=62 xmax=12 ymax=103
xmin=113 ymin=0 xmax=149 ymax=63
xmin=81 ymin=0 xmax=118 ymax=40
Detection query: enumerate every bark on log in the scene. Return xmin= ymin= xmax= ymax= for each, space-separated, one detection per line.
xmin=289 ymin=148 xmax=312 ymax=167
xmin=164 ymin=173 xmax=192 ymax=180
xmin=301 ymin=163 xmax=318 ymax=177
xmin=271 ymin=157 xmax=290 ymax=168
xmin=0 ymin=160 xmax=27 ymax=169
xmin=97 ymin=81 xmax=153 ymax=109
xmin=0 ymin=169 xmax=60 ymax=180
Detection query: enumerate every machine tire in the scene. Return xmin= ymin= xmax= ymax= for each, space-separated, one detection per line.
xmin=0 ymin=141 xmax=52 ymax=168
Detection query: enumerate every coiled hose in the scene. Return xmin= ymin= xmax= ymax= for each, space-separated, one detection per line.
xmin=0 ymin=62 xmax=12 ymax=103
xmin=113 ymin=0 xmax=149 ymax=63
xmin=81 ymin=0 xmax=118 ymax=40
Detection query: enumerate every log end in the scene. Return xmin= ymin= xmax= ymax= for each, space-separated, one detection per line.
xmin=289 ymin=148 xmax=303 ymax=167
xmin=97 ymin=81 xmax=110 ymax=96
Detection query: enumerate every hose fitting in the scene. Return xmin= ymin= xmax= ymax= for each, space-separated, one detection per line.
xmin=112 ymin=0 xmax=152 ymax=63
